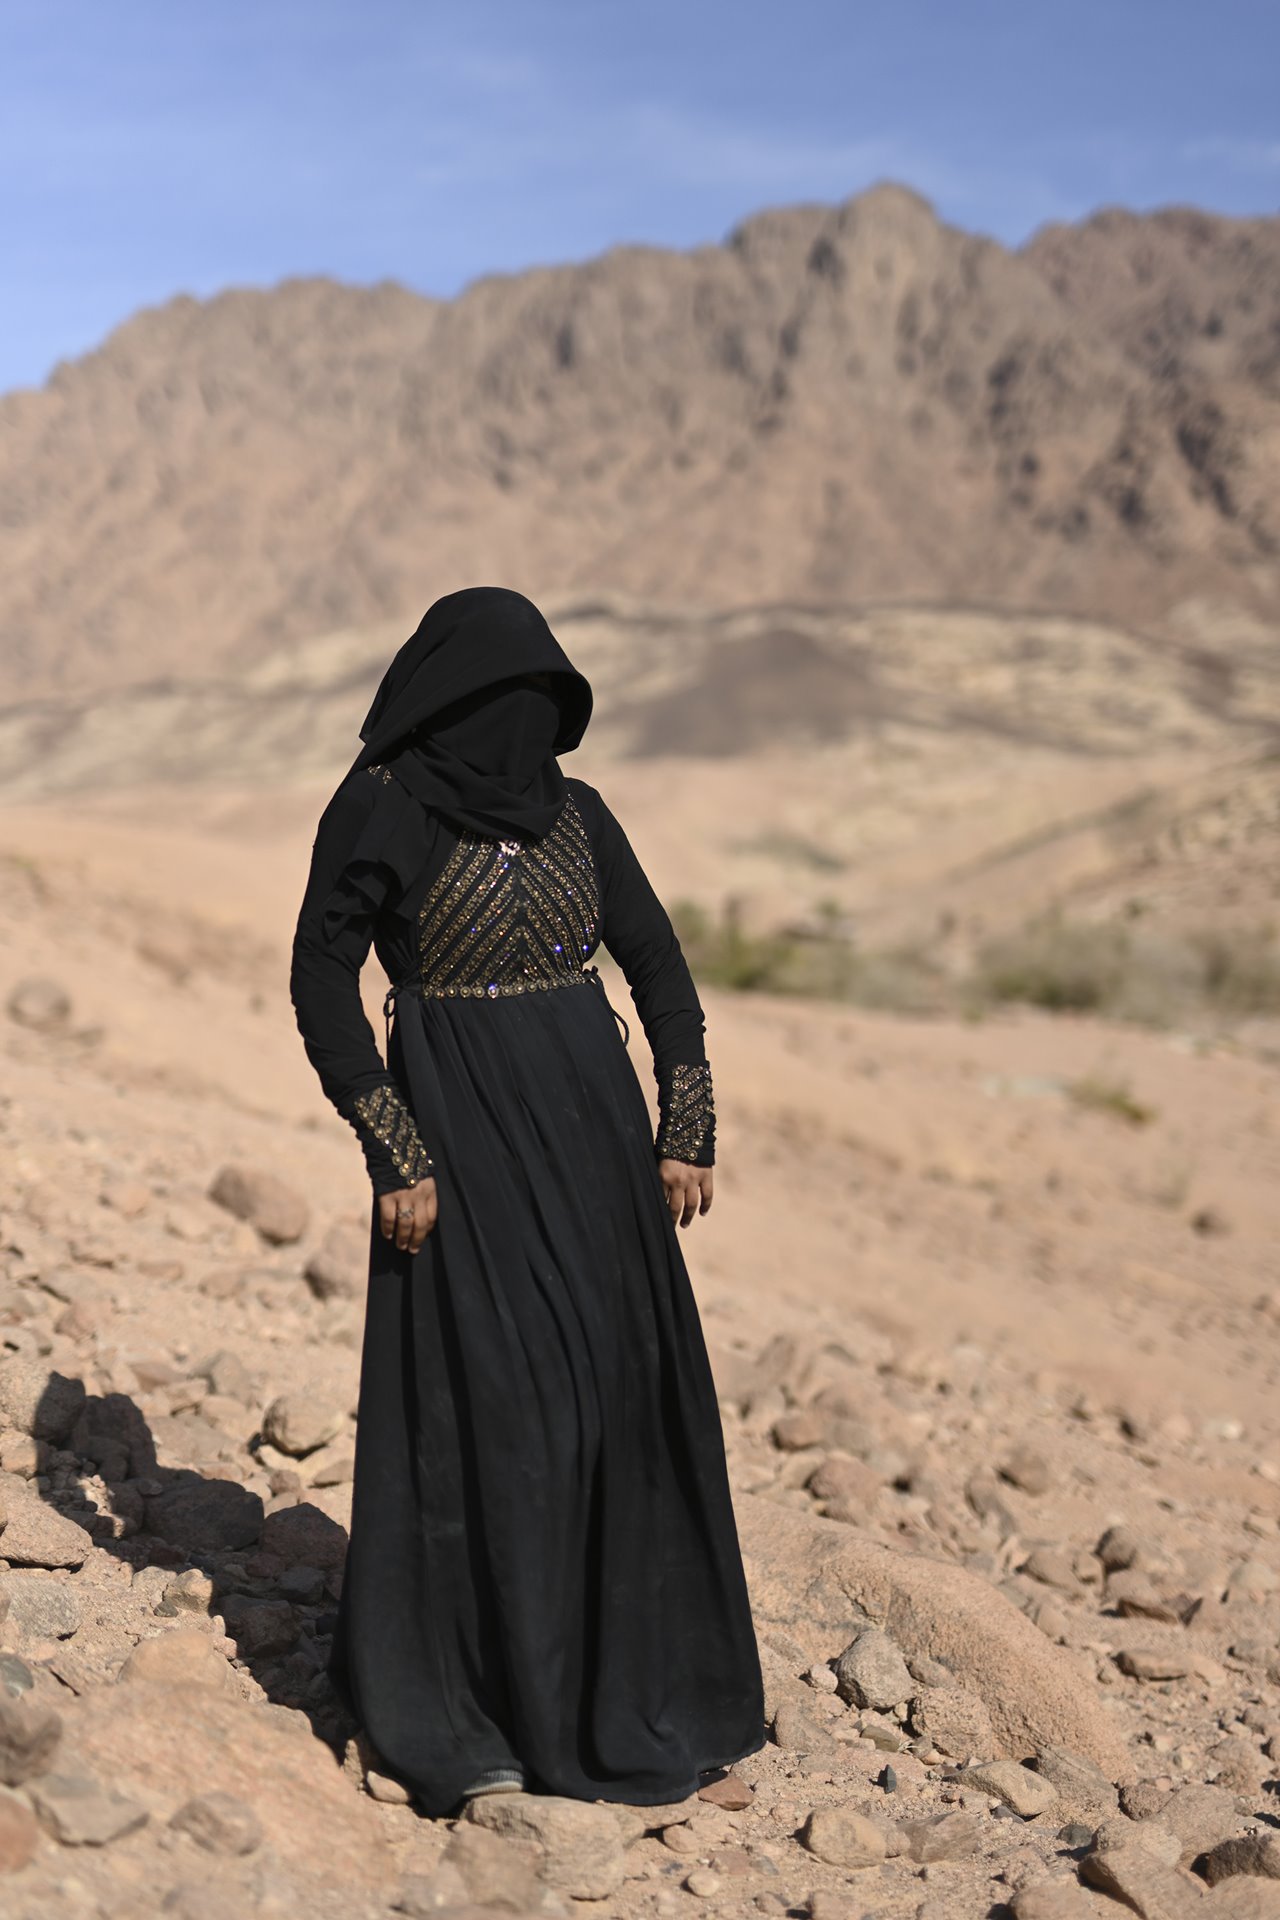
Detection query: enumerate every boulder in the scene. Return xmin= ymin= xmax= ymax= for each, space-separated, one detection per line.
xmin=0 ymin=1360 xmax=86 ymax=1442
xmin=0 ymin=1572 xmax=81 ymax=1640
xmin=736 ymin=1493 xmax=1133 ymax=1778
xmin=911 ymin=1684 xmax=998 ymax=1763
xmin=65 ymin=1681 xmax=395 ymax=1893
xmin=834 ymin=1628 xmax=913 ymax=1711
xmin=464 ymin=1791 xmax=625 ymax=1900
xmin=955 ymin=1759 xmax=1058 ymax=1818
xmin=0 ymin=1487 xmax=91 ymax=1569
xmin=144 ymin=1474 xmax=263 ymax=1553
xmin=1202 ymin=1832 xmax=1280 ymax=1885
xmin=259 ymin=1501 xmax=347 ymax=1572
xmin=800 ymin=1805 xmax=887 ymax=1868
xmin=208 ymin=1166 xmax=308 ymax=1245
xmin=262 ymin=1392 xmax=344 ymax=1458
xmin=117 ymin=1630 xmax=238 ymax=1695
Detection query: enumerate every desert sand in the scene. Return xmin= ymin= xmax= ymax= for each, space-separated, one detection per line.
xmin=1 ymin=588 xmax=1279 ymax=1917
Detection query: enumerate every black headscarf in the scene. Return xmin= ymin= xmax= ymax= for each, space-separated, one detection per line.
xmin=350 ymin=586 xmax=593 ymax=841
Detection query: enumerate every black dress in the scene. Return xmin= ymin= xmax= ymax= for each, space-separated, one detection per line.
xmin=289 ymin=762 xmax=765 ymax=1814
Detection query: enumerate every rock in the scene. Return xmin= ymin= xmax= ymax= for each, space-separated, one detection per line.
xmin=0 ymin=1360 xmax=86 ymax=1442
xmin=156 ymin=1568 xmax=217 ymax=1617
xmin=144 ymin=1474 xmax=264 ymax=1553
xmin=208 ymin=1166 xmax=308 ymax=1245
xmin=737 ymin=1494 xmax=1133 ymax=1777
xmin=0 ymin=1655 xmax=34 ymax=1701
xmin=0 ymin=1432 xmax=42 ymax=1478
xmin=0 ymin=1572 xmax=81 ymax=1639
xmin=221 ymin=1597 xmax=297 ymax=1659
xmin=1090 ymin=1819 xmax=1182 ymax=1870
xmin=965 ymin=1468 xmax=1018 ymax=1535
xmin=464 ymin=1791 xmax=623 ymax=1899
xmin=955 ymin=1759 xmax=1058 ymax=1817
xmin=262 ymin=1391 xmax=344 ymax=1458
xmin=910 ymin=1684 xmax=998 ymax=1764
xmin=70 ymin=1391 xmax=156 ymax=1479
xmin=117 ymin=1630 xmax=238 ymax=1694
xmin=26 ymin=1770 xmax=150 ymax=1845
xmin=1209 ymin=1736 xmax=1264 ymax=1796
xmin=439 ymin=1822 xmax=544 ymax=1908
xmin=1154 ymin=1783 xmax=1248 ymax=1868
xmin=1122 ymin=1782 xmax=1173 ymax=1820
xmin=807 ymin=1454 xmax=882 ymax=1519
xmin=806 ymin=1897 xmax=860 ymax=1920
xmin=277 ymin=1565 xmax=325 ymax=1605
xmin=1031 ymin=1746 xmax=1119 ymax=1825
xmin=1225 ymin=1559 xmax=1278 ymax=1603
xmin=303 ymin=1219 xmax=368 ymax=1301
xmin=168 ymin=1790 xmax=263 ymax=1855
xmin=772 ymin=1410 xmax=825 ymax=1451
xmin=1012 ymin=1881 xmax=1098 ymax=1918
xmin=0 ymin=1489 xmax=91 ymax=1566
xmin=772 ymin=1700 xmax=836 ymax=1755
xmin=1022 ymin=1547 xmax=1079 ymax=1591
xmin=393 ymin=1867 xmax=471 ymax=1917
xmin=74 ymin=1678 xmax=396 ymax=1891
xmin=259 ymin=1500 xmax=347 ymax=1571
xmin=896 ymin=1811 xmax=982 ymax=1861
xmin=999 ymin=1447 xmax=1053 ymax=1497
xmin=0 ymin=1785 xmax=38 ymax=1872
xmin=303 ymin=1440 xmax=354 ymax=1488
xmin=0 ymin=1497 xmax=91 ymax=1574
xmin=1202 ymin=1832 xmax=1280 ymax=1885
xmin=158 ymin=1883 xmax=252 ymax=1920
xmin=1097 ymin=1526 xmax=1161 ymax=1574
xmin=800 ymin=1805 xmax=887 ymax=1868
xmin=1081 ymin=1847 xmax=1206 ymax=1917
xmin=0 ymin=1695 xmax=62 ymax=1785
xmin=697 ymin=1770 xmax=753 ymax=1809
xmin=1106 ymin=1570 xmax=1187 ymax=1623
xmin=1205 ymin=1882 xmax=1280 ymax=1917
xmin=834 ymin=1629 xmax=914 ymax=1711
xmin=1116 ymin=1648 xmax=1193 ymax=1681
xmin=6 ymin=978 xmax=71 ymax=1032
xmin=858 ymin=1711 xmax=909 ymax=1751
xmin=196 ymin=1350 xmax=255 ymax=1403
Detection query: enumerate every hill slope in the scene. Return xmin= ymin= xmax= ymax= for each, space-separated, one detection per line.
xmin=1 ymin=185 xmax=1278 ymax=702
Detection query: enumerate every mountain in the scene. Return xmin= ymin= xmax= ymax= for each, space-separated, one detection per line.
xmin=1 ymin=184 xmax=1277 ymax=703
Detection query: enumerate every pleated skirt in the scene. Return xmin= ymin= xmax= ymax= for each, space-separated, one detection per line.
xmin=326 ymin=973 xmax=765 ymax=1814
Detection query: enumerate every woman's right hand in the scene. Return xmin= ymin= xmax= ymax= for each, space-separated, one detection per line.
xmin=378 ymin=1177 xmax=438 ymax=1254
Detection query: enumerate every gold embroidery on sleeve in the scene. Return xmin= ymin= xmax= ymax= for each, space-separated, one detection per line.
xmin=655 ymin=1064 xmax=715 ymax=1164
xmin=352 ymin=1084 xmax=434 ymax=1184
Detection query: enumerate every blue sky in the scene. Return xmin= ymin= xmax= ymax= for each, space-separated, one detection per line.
xmin=2 ymin=0 xmax=1276 ymax=393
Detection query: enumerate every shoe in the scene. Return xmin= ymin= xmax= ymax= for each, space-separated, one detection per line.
xmin=459 ymin=1766 xmax=525 ymax=1799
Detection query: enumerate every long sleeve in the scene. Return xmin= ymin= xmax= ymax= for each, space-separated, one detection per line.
xmin=586 ymin=787 xmax=717 ymax=1168
xmin=289 ymin=769 xmax=435 ymax=1196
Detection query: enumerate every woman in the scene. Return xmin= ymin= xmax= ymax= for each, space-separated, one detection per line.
xmin=289 ymin=586 xmax=764 ymax=1816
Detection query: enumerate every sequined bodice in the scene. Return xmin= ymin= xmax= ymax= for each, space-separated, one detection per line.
xmin=415 ymin=791 xmax=601 ymax=999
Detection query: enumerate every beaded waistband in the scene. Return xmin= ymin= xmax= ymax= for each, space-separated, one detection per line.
xmin=382 ymin=966 xmax=628 ymax=1048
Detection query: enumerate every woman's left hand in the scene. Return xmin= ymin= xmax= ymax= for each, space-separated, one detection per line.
xmin=378 ymin=1176 xmax=438 ymax=1254
xmin=659 ymin=1160 xmax=714 ymax=1229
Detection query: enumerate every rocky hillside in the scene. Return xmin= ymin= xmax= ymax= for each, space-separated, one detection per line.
xmin=0 ymin=785 xmax=1279 ymax=1915
xmin=1 ymin=187 xmax=1278 ymax=703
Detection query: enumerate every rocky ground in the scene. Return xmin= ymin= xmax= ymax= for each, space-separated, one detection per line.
xmin=0 ymin=792 xmax=1279 ymax=1920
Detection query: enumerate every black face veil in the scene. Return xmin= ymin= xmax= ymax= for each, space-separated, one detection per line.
xmin=350 ymin=587 xmax=593 ymax=841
